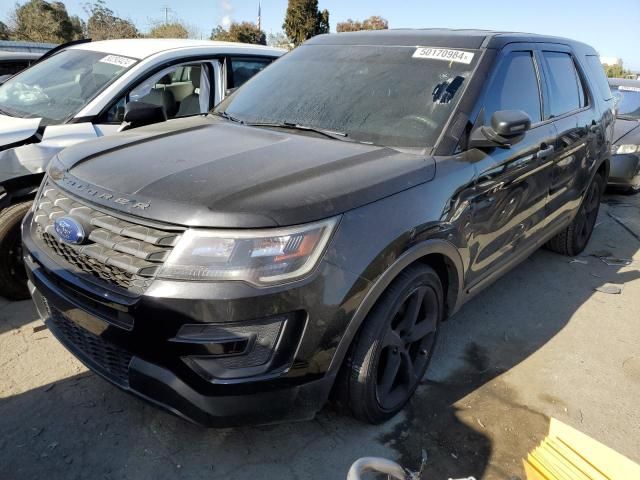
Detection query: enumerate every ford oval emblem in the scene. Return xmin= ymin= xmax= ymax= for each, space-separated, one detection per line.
xmin=54 ymin=216 xmax=85 ymax=245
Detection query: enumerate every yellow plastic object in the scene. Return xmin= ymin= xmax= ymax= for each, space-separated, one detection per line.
xmin=524 ymin=418 xmax=640 ymax=480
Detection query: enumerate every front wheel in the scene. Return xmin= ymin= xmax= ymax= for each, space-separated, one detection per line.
xmin=546 ymin=173 xmax=604 ymax=257
xmin=335 ymin=264 xmax=443 ymax=424
xmin=0 ymin=201 xmax=32 ymax=300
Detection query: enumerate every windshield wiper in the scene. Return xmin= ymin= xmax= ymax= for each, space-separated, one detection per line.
xmin=212 ymin=111 xmax=244 ymax=124
xmin=245 ymin=121 xmax=350 ymax=141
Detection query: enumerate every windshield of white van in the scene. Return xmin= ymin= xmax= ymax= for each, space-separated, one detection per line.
xmin=0 ymin=49 xmax=136 ymax=124
xmin=215 ymin=44 xmax=479 ymax=149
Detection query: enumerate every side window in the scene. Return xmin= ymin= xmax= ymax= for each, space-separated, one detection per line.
xmin=229 ymin=57 xmax=271 ymax=88
xmin=0 ymin=61 xmax=29 ymax=76
xmin=585 ymin=55 xmax=614 ymax=101
xmin=104 ymin=63 xmax=213 ymax=123
xmin=483 ymin=51 xmax=542 ymax=124
xmin=540 ymin=51 xmax=584 ymax=118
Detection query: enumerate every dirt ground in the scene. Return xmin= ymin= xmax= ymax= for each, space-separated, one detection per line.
xmin=1 ymin=192 xmax=639 ymax=480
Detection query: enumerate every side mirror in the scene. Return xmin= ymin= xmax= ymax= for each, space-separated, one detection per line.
xmin=120 ymin=101 xmax=167 ymax=131
xmin=469 ymin=110 xmax=532 ymax=148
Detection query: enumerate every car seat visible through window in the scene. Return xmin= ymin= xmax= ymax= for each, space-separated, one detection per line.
xmin=177 ymin=66 xmax=202 ymax=117
xmin=140 ymin=74 xmax=177 ymax=118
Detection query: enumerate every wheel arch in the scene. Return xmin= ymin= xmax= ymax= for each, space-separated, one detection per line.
xmin=327 ymin=238 xmax=465 ymax=375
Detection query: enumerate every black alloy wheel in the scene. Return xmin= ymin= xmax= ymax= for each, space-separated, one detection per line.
xmin=574 ymin=175 xmax=603 ymax=252
xmin=335 ymin=264 xmax=443 ymax=424
xmin=545 ymin=173 xmax=604 ymax=257
xmin=375 ymin=285 xmax=439 ymax=411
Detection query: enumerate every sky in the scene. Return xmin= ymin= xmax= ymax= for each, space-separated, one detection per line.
xmin=2 ymin=0 xmax=639 ymax=69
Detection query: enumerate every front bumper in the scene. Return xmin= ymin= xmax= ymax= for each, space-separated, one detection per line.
xmin=23 ymin=211 xmax=366 ymax=426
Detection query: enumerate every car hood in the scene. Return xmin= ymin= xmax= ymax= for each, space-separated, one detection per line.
xmin=613 ymin=117 xmax=640 ymax=145
xmin=54 ymin=116 xmax=436 ymax=228
xmin=0 ymin=113 xmax=41 ymax=147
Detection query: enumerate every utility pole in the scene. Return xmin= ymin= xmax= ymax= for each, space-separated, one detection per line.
xmin=161 ymin=5 xmax=171 ymax=24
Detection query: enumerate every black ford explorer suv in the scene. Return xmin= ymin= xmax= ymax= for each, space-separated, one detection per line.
xmin=22 ymin=29 xmax=614 ymax=426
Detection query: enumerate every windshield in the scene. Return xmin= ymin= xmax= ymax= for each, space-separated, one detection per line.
xmin=215 ymin=44 xmax=479 ymax=149
xmin=0 ymin=49 xmax=136 ymax=124
xmin=612 ymin=85 xmax=640 ymax=119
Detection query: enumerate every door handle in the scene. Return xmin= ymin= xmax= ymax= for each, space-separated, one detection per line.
xmin=536 ymin=145 xmax=555 ymax=159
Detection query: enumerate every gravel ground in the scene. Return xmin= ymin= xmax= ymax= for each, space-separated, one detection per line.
xmin=1 ymin=192 xmax=639 ymax=480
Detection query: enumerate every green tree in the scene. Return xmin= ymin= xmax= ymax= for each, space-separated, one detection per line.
xmin=0 ymin=21 xmax=10 ymax=40
xmin=10 ymin=0 xmax=83 ymax=43
xmin=283 ymin=0 xmax=329 ymax=47
xmin=148 ymin=21 xmax=189 ymax=39
xmin=337 ymin=15 xmax=388 ymax=33
xmin=603 ymin=63 xmax=629 ymax=79
xmin=211 ymin=21 xmax=266 ymax=45
xmin=69 ymin=15 xmax=86 ymax=39
xmin=85 ymin=0 xmax=138 ymax=40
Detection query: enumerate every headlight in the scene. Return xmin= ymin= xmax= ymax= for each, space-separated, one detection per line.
xmin=157 ymin=217 xmax=339 ymax=285
xmin=616 ymin=144 xmax=639 ymax=154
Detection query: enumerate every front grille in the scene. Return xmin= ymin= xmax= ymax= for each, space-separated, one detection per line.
xmin=33 ymin=182 xmax=182 ymax=295
xmin=41 ymin=232 xmax=147 ymax=291
xmin=48 ymin=307 xmax=133 ymax=387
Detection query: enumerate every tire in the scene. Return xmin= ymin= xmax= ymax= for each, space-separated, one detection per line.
xmin=335 ymin=264 xmax=443 ymax=424
xmin=546 ymin=173 xmax=604 ymax=257
xmin=0 ymin=201 xmax=33 ymax=300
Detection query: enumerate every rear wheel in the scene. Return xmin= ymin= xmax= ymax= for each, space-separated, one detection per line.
xmin=336 ymin=264 xmax=443 ymax=424
xmin=546 ymin=173 xmax=604 ymax=256
xmin=0 ymin=201 xmax=32 ymax=300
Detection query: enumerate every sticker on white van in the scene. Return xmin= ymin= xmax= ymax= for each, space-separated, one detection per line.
xmin=413 ymin=47 xmax=475 ymax=65
xmin=99 ymin=55 xmax=136 ymax=68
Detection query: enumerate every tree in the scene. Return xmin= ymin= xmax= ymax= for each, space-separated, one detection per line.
xmin=85 ymin=0 xmax=138 ymax=40
xmin=148 ymin=21 xmax=189 ymax=39
xmin=603 ymin=63 xmax=630 ymax=79
xmin=0 ymin=21 xmax=10 ymax=40
xmin=9 ymin=0 xmax=84 ymax=43
xmin=283 ymin=0 xmax=330 ymax=47
xmin=337 ymin=15 xmax=388 ymax=33
xmin=267 ymin=31 xmax=292 ymax=50
xmin=211 ymin=21 xmax=266 ymax=45
xmin=69 ymin=15 xmax=86 ymax=39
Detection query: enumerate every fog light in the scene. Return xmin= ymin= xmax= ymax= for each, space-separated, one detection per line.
xmin=173 ymin=316 xmax=287 ymax=381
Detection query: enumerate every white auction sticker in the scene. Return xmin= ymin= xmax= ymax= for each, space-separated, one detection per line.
xmin=619 ymin=85 xmax=640 ymax=93
xmin=99 ymin=54 xmax=136 ymax=68
xmin=413 ymin=47 xmax=474 ymax=64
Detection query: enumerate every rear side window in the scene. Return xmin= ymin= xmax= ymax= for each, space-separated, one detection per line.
xmin=483 ymin=51 xmax=542 ymax=124
xmin=585 ymin=55 xmax=614 ymax=101
xmin=541 ymin=51 xmax=584 ymax=117
xmin=229 ymin=57 xmax=271 ymax=88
